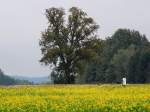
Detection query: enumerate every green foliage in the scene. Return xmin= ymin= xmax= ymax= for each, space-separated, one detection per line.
xmin=108 ymin=45 xmax=136 ymax=83
xmin=39 ymin=7 xmax=99 ymax=84
xmin=83 ymin=28 xmax=150 ymax=84
xmin=128 ymin=45 xmax=150 ymax=83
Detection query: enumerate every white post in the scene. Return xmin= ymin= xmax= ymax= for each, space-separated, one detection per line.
xmin=122 ymin=77 xmax=126 ymax=86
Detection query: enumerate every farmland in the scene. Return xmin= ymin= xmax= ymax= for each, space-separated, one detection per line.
xmin=0 ymin=85 xmax=150 ymax=112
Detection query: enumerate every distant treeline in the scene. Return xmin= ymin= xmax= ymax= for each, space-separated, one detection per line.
xmin=0 ymin=69 xmax=32 ymax=85
xmin=78 ymin=29 xmax=150 ymax=84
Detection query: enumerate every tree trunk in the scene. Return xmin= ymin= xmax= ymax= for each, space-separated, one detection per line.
xmin=65 ymin=70 xmax=75 ymax=84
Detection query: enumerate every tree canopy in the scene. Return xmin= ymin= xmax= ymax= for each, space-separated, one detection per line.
xmin=39 ymin=7 xmax=99 ymax=84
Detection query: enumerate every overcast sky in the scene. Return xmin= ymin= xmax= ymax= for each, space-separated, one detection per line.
xmin=0 ymin=0 xmax=150 ymax=77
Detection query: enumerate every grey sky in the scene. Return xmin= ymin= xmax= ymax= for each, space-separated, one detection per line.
xmin=0 ymin=0 xmax=150 ymax=77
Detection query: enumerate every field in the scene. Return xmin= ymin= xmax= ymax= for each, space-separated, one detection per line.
xmin=0 ymin=85 xmax=150 ymax=112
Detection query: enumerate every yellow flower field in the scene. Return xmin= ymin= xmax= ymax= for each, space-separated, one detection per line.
xmin=0 ymin=84 xmax=150 ymax=112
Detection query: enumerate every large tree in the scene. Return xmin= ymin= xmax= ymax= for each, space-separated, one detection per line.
xmin=39 ymin=7 xmax=99 ymax=84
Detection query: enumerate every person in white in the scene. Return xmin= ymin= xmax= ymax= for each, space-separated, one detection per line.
xmin=122 ymin=77 xmax=126 ymax=86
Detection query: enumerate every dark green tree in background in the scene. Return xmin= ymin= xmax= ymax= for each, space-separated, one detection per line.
xmin=83 ymin=28 xmax=150 ymax=84
xmin=128 ymin=45 xmax=150 ymax=83
xmin=104 ymin=29 xmax=149 ymax=83
xmin=39 ymin=7 xmax=99 ymax=84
